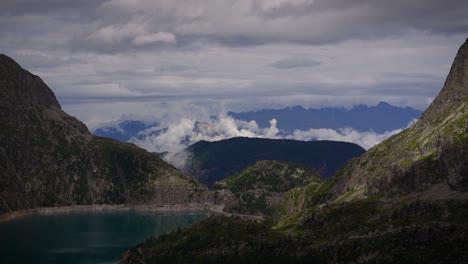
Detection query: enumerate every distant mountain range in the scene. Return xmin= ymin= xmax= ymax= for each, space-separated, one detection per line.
xmin=94 ymin=120 xmax=158 ymax=142
xmin=229 ymin=102 xmax=422 ymax=133
xmin=94 ymin=102 xmax=422 ymax=142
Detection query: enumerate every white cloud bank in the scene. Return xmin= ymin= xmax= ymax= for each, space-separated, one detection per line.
xmin=286 ymin=127 xmax=402 ymax=150
xmin=130 ymin=115 xmax=278 ymax=153
xmin=287 ymin=118 xmax=417 ymax=150
xmin=130 ymin=115 xmax=280 ymax=167
xmin=130 ymin=114 xmax=417 ymax=168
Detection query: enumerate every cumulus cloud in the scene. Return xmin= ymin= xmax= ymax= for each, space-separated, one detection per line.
xmin=286 ymin=127 xmax=402 ymax=150
xmin=286 ymin=118 xmax=418 ymax=150
xmin=131 ymin=115 xmax=278 ymax=152
xmin=130 ymin=115 xmax=279 ymax=168
xmin=129 ymin=113 xmax=415 ymax=168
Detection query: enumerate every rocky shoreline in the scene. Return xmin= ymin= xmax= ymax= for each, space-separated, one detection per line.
xmin=0 ymin=203 xmax=212 ymax=222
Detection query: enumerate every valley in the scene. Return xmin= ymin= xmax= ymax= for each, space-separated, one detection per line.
xmin=0 ymin=25 xmax=466 ymax=264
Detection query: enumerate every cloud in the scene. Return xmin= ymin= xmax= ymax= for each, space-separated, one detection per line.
xmin=286 ymin=127 xmax=402 ymax=150
xmin=265 ymin=118 xmax=279 ymax=137
xmin=84 ymin=23 xmax=177 ymax=47
xmin=1 ymin=0 xmax=467 ymax=129
xmin=86 ymin=23 xmax=142 ymax=44
xmin=132 ymin=32 xmax=177 ymax=45
xmin=129 ymin=113 xmax=415 ymax=168
xmin=270 ymin=56 xmax=321 ymax=69
xmin=286 ymin=118 xmax=418 ymax=150
xmin=25 ymin=33 xmax=462 ymax=118
xmin=130 ymin=114 xmax=280 ymax=168
xmin=130 ymin=115 xmax=277 ymax=153
xmin=3 ymin=0 xmax=468 ymax=53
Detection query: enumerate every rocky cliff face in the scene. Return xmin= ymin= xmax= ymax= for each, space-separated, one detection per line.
xmin=327 ymin=38 xmax=468 ymax=201
xmin=0 ymin=55 xmax=209 ymax=214
xmin=422 ymin=38 xmax=468 ymax=123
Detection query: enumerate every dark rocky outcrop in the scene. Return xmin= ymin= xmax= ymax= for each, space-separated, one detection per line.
xmin=422 ymin=38 xmax=468 ymax=123
xmin=0 ymin=54 xmax=210 ymax=215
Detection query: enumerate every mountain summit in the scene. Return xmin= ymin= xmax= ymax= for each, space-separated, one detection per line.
xmin=0 ymin=54 xmax=62 ymax=109
xmin=422 ymin=37 xmax=468 ymax=122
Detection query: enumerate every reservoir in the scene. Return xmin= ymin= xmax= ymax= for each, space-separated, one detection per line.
xmin=0 ymin=211 xmax=206 ymax=263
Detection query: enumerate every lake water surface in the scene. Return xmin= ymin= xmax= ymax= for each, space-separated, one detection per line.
xmin=0 ymin=211 xmax=205 ymax=263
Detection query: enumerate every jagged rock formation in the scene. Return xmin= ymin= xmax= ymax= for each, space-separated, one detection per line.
xmin=0 ymin=54 xmax=209 ymax=214
xmin=121 ymin=38 xmax=468 ymax=264
xmin=213 ymin=160 xmax=322 ymax=215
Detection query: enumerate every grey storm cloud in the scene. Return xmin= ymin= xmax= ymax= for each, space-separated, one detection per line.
xmin=2 ymin=0 xmax=468 ymax=53
xmin=0 ymin=0 xmax=467 ymax=128
xmin=270 ymin=56 xmax=321 ymax=69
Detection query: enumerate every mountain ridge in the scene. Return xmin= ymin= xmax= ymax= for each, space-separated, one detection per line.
xmin=93 ymin=101 xmax=421 ymax=144
xmin=229 ymin=101 xmax=421 ymax=133
xmin=182 ymin=137 xmax=365 ymax=186
xmin=0 ymin=54 xmax=211 ymax=215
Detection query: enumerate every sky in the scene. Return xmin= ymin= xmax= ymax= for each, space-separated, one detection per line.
xmin=1 ymin=0 xmax=468 ymax=155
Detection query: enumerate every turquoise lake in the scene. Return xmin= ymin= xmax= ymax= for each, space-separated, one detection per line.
xmin=0 ymin=211 xmax=206 ymax=263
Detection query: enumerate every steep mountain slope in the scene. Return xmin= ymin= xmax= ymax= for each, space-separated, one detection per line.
xmin=327 ymin=38 xmax=468 ymax=201
xmin=213 ymin=160 xmax=322 ymax=215
xmin=183 ymin=137 xmax=365 ymax=186
xmin=229 ymin=102 xmax=421 ymax=133
xmin=0 ymin=54 xmax=208 ymax=215
xmin=274 ymin=37 xmax=468 ymax=230
xmin=121 ymin=38 xmax=468 ymax=264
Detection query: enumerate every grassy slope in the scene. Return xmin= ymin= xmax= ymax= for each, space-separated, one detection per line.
xmin=212 ymin=160 xmax=322 ymax=215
